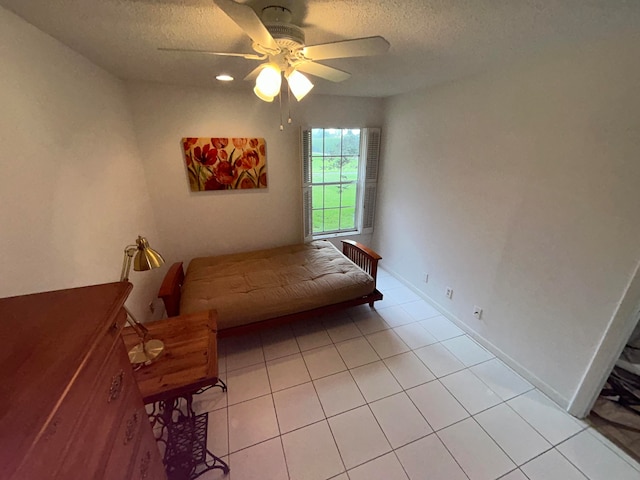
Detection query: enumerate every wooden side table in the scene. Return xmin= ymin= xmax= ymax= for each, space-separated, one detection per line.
xmin=122 ymin=310 xmax=229 ymax=480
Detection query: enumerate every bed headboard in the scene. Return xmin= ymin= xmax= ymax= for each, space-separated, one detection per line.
xmin=157 ymin=261 xmax=184 ymax=317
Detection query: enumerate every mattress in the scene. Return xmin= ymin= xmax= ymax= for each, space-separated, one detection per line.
xmin=180 ymin=240 xmax=375 ymax=330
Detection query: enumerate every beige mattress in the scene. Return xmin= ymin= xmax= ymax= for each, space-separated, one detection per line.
xmin=180 ymin=240 xmax=375 ymax=330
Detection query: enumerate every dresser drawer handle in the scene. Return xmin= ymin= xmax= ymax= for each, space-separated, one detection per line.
xmin=108 ymin=370 xmax=125 ymax=403
xmin=124 ymin=412 xmax=139 ymax=444
xmin=44 ymin=416 xmax=60 ymax=441
xmin=139 ymin=450 xmax=151 ymax=479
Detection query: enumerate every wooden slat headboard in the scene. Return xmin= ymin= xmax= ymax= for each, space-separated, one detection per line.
xmin=341 ymin=240 xmax=381 ymax=287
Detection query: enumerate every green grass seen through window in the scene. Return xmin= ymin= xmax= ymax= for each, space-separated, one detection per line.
xmin=310 ymin=128 xmax=361 ymax=234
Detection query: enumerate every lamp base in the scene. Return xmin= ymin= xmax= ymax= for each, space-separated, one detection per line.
xmin=128 ymin=338 xmax=165 ymax=365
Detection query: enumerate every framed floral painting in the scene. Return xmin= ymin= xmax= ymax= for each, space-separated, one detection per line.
xmin=182 ymin=137 xmax=268 ymax=191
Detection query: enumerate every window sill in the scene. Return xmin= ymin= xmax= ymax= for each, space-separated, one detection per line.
xmin=312 ymin=230 xmax=360 ymax=240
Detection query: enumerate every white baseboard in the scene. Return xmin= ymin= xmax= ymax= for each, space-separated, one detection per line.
xmin=379 ymin=265 xmax=571 ymax=412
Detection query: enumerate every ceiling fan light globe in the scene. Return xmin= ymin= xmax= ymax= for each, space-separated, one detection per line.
xmin=253 ymin=85 xmax=275 ymax=102
xmin=255 ymin=63 xmax=282 ymax=98
xmin=286 ymin=70 xmax=314 ymax=101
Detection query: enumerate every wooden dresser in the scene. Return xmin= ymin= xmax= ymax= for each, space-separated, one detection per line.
xmin=0 ymin=282 xmax=166 ymax=480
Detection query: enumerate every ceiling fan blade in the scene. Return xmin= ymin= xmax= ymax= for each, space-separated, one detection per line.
xmin=243 ymin=65 xmax=264 ymax=82
xmin=303 ymin=36 xmax=390 ymax=61
xmin=296 ymin=62 xmax=351 ymax=83
xmin=158 ymin=47 xmax=266 ymax=60
xmin=213 ymin=0 xmax=279 ymax=53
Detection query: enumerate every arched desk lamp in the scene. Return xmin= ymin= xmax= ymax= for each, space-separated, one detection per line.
xmin=120 ymin=235 xmax=165 ymax=365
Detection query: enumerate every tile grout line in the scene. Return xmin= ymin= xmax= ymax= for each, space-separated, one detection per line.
xmin=213 ymin=285 xmax=610 ymax=479
xmin=470 ymin=406 xmax=555 ymax=471
xmin=554 ymin=429 xmax=617 ymax=480
xmin=431 ymin=429 xmax=473 ymax=480
xmin=582 ymin=424 xmax=640 ymax=472
xmin=291 ymin=324 xmax=347 ymax=479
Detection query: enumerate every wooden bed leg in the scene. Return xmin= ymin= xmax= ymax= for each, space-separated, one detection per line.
xmin=342 ymin=240 xmax=383 ymax=309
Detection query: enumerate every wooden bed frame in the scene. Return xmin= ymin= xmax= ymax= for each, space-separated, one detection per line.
xmin=158 ymin=240 xmax=383 ymax=337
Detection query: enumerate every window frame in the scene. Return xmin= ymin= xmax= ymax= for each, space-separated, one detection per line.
xmin=302 ymin=127 xmax=380 ymax=242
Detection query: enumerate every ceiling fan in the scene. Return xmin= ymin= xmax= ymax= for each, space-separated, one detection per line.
xmin=160 ymin=0 xmax=390 ymax=102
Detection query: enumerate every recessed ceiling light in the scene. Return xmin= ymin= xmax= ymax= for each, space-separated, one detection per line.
xmin=216 ymin=74 xmax=234 ymax=82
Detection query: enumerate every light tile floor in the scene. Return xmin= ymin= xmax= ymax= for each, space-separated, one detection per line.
xmin=194 ymin=269 xmax=640 ymax=480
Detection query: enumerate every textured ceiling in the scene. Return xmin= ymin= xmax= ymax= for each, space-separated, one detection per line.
xmin=1 ymin=0 xmax=639 ymax=97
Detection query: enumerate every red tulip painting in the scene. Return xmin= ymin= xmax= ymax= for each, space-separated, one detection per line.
xmin=182 ymin=137 xmax=268 ymax=191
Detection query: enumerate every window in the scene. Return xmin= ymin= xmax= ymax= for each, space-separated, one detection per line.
xmin=302 ymin=127 xmax=380 ymax=241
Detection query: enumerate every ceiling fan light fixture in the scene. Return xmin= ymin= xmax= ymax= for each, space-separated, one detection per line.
xmin=167 ymin=1 xmax=390 ymax=105
xmin=286 ymin=69 xmax=314 ymax=101
xmin=254 ymin=63 xmax=282 ymax=101
xmin=253 ymin=85 xmax=275 ymax=102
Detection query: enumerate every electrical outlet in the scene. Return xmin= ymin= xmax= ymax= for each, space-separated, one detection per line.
xmin=473 ymin=306 xmax=483 ymax=320
xmin=445 ymin=287 xmax=453 ymax=299
xmin=423 ymin=272 xmax=429 ymax=283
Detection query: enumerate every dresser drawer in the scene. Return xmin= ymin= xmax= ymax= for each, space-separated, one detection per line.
xmin=102 ymin=392 xmax=149 ymax=479
xmin=55 ymin=338 xmax=138 ymax=478
xmin=128 ymin=425 xmax=167 ymax=480
xmin=13 ymin=308 xmax=128 ymax=478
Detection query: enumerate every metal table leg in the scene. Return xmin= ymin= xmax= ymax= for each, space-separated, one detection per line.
xmin=147 ymin=380 xmax=229 ymax=479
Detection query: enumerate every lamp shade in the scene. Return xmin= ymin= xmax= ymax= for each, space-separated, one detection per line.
xmin=254 ymin=63 xmax=282 ymax=101
xmin=286 ymin=70 xmax=314 ymax=101
xmin=133 ymin=236 xmax=165 ymax=272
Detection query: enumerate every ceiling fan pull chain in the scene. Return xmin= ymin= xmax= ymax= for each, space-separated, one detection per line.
xmin=279 ymin=90 xmax=284 ymax=131
xmin=287 ymin=86 xmax=292 ymax=125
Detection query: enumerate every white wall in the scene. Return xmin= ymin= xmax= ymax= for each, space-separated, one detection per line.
xmin=375 ymin=32 xmax=640 ymax=406
xmin=0 ymin=7 xmax=160 ymax=320
xmin=125 ymin=81 xmax=383 ymax=266
xmin=8 ymin=5 xmax=636 ymax=406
